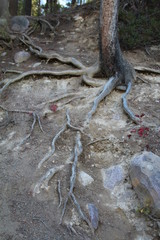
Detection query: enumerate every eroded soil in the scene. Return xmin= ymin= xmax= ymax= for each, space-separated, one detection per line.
xmin=0 ymin=8 xmax=160 ymax=240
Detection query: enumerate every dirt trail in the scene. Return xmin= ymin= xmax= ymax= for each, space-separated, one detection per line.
xmin=0 ymin=9 xmax=160 ymax=240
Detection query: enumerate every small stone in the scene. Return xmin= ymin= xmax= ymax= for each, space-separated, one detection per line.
xmin=129 ymin=151 xmax=160 ymax=217
xmin=33 ymin=62 xmax=41 ymax=68
xmin=1 ymin=52 xmax=7 ymax=57
xmin=14 ymin=51 xmax=31 ymax=63
xmin=101 ymin=165 xmax=124 ymax=190
xmin=88 ymin=203 xmax=99 ymax=229
xmin=59 ymin=47 xmax=64 ymax=51
xmin=78 ymin=171 xmax=94 ymax=186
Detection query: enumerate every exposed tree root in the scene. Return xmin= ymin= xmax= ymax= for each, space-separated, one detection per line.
xmin=134 ymin=66 xmax=160 ymax=74
xmin=67 ymin=223 xmax=78 ymax=236
xmin=57 ymin=180 xmax=62 ymax=208
xmin=85 ymin=75 xmax=119 ymax=124
xmin=33 ymin=165 xmax=64 ymax=196
xmin=122 ymin=82 xmax=140 ymax=124
xmin=0 ymin=34 xmax=144 ymax=234
xmin=60 ymin=132 xmax=93 ymax=233
xmin=60 ymin=132 xmax=83 ymax=223
xmin=19 ymin=34 xmax=42 ymax=53
xmin=0 ymin=69 xmax=85 ymax=93
xmin=0 ymin=105 xmax=43 ymax=144
xmin=18 ymin=112 xmax=37 ymax=146
xmin=38 ymin=124 xmax=66 ymax=169
xmin=38 ymin=109 xmax=83 ymax=169
xmin=2 ymin=69 xmax=23 ymax=74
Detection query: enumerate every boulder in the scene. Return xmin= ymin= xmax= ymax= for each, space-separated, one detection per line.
xmin=11 ymin=16 xmax=29 ymax=32
xmin=14 ymin=51 xmax=31 ymax=63
xmin=129 ymin=152 xmax=160 ymax=217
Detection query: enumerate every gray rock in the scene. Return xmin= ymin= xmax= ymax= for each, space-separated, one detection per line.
xmin=0 ymin=18 xmax=7 ymax=26
xmin=101 ymin=165 xmax=124 ymax=190
xmin=88 ymin=203 xmax=99 ymax=229
xmin=1 ymin=52 xmax=7 ymax=57
xmin=33 ymin=62 xmax=41 ymax=68
xmin=129 ymin=151 xmax=160 ymax=217
xmin=11 ymin=16 xmax=29 ymax=32
xmin=78 ymin=171 xmax=94 ymax=186
xmin=14 ymin=51 xmax=31 ymax=63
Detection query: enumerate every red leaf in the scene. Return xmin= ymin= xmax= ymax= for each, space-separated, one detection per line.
xmin=50 ymin=104 xmax=58 ymax=112
xmin=127 ymin=134 xmax=132 ymax=139
xmin=140 ymin=113 xmax=145 ymax=118
xmin=131 ymin=129 xmax=136 ymax=133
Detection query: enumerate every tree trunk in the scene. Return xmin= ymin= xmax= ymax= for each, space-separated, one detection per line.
xmin=9 ymin=0 xmax=18 ymax=16
xmin=24 ymin=0 xmax=32 ymax=16
xmin=71 ymin=0 xmax=77 ymax=8
xmin=50 ymin=0 xmax=53 ymax=13
xmin=99 ymin=0 xmax=135 ymax=85
xmin=38 ymin=0 xmax=41 ymax=16
xmin=0 ymin=0 xmax=9 ymax=17
xmin=99 ymin=0 xmax=119 ymax=76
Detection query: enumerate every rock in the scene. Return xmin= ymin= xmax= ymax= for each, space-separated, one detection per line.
xmin=88 ymin=203 xmax=99 ymax=229
xmin=129 ymin=151 xmax=160 ymax=217
xmin=14 ymin=51 xmax=31 ymax=63
xmin=11 ymin=16 xmax=29 ymax=32
xmin=78 ymin=171 xmax=94 ymax=186
xmin=101 ymin=165 xmax=124 ymax=190
xmin=1 ymin=52 xmax=7 ymax=57
xmin=0 ymin=18 xmax=7 ymax=27
xmin=33 ymin=62 xmax=41 ymax=68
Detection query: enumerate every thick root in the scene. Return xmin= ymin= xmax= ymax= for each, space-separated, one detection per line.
xmin=85 ymin=75 xmax=119 ymax=124
xmin=60 ymin=131 xmax=82 ymax=223
xmin=122 ymin=82 xmax=140 ymax=124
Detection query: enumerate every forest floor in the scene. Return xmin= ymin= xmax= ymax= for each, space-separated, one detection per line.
xmin=0 ymin=6 xmax=160 ymax=240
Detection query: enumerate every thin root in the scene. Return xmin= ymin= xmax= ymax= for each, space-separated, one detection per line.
xmin=57 ymin=180 xmax=62 ymax=208
xmin=33 ymin=165 xmax=64 ymax=196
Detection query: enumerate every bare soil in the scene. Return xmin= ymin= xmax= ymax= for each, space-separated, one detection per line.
xmin=0 ymin=8 xmax=160 ymax=240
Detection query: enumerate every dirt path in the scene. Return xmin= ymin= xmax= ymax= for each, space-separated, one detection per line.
xmin=0 ymin=9 xmax=160 ymax=240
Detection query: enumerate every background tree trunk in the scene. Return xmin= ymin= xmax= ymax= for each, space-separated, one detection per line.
xmin=0 ymin=0 xmax=9 ymax=17
xmin=9 ymin=0 xmax=18 ymax=16
xmin=24 ymin=0 xmax=32 ymax=16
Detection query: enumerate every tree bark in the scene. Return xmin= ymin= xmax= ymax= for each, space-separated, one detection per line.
xmin=99 ymin=0 xmax=135 ymax=85
xmin=9 ymin=0 xmax=18 ymax=16
xmin=24 ymin=0 xmax=32 ymax=16
xmin=0 ymin=0 xmax=9 ymax=17
xmin=99 ymin=0 xmax=119 ymax=76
